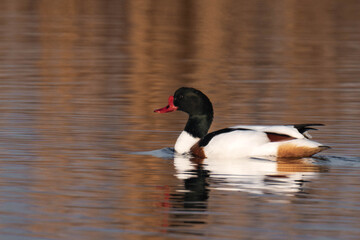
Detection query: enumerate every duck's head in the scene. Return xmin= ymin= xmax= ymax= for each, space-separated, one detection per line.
xmin=154 ymin=87 xmax=213 ymax=117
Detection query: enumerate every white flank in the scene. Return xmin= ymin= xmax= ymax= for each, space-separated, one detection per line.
xmin=202 ymin=130 xmax=324 ymax=159
xmin=174 ymin=131 xmax=200 ymax=154
xmin=203 ymin=130 xmax=270 ymax=158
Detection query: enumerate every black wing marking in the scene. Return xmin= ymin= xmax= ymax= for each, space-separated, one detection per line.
xmin=291 ymin=123 xmax=324 ymax=134
xmin=198 ymin=128 xmax=253 ymax=147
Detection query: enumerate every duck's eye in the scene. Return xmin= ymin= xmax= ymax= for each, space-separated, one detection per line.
xmin=178 ymin=95 xmax=184 ymax=100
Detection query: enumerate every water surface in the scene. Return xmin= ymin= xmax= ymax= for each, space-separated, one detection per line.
xmin=0 ymin=1 xmax=360 ymax=239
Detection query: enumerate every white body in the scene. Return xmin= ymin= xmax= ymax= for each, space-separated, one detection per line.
xmin=174 ymin=125 xmax=324 ymax=158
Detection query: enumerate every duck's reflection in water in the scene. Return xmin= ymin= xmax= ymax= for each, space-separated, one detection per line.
xmin=174 ymin=155 xmax=328 ymax=196
xmin=159 ymin=154 xmax=328 ymax=233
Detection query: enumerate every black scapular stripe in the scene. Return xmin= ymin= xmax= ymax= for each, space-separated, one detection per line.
xmin=198 ymin=128 xmax=252 ymax=147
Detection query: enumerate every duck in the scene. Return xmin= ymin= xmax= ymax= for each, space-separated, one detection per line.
xmin=154 ymin=87 xmax=330 ymax=159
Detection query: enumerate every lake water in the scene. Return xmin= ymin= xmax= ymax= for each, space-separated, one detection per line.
xmin=0 ymin=1 xmax=360 ymax=239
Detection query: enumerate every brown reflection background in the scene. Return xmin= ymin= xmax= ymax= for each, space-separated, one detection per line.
xmin=0 ymin=0 xmax=359 ymax=239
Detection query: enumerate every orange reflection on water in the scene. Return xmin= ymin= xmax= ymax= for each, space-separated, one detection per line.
xmin=0 ymin=0 xmax=359 ymax=239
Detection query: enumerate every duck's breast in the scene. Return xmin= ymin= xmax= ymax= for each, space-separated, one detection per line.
xmin=174 ymin=131 xmax=200 ymax=154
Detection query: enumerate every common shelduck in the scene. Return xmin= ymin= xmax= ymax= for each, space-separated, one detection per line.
xmin=154 ymin=87 xmax=330 ymax=159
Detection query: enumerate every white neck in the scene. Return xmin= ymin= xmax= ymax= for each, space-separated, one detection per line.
xmin=174 ymin=131 xmax=200 ymax=154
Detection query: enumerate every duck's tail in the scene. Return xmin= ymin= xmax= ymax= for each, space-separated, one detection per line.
xmin=277 ymin=139 xmax=330 ymax=158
